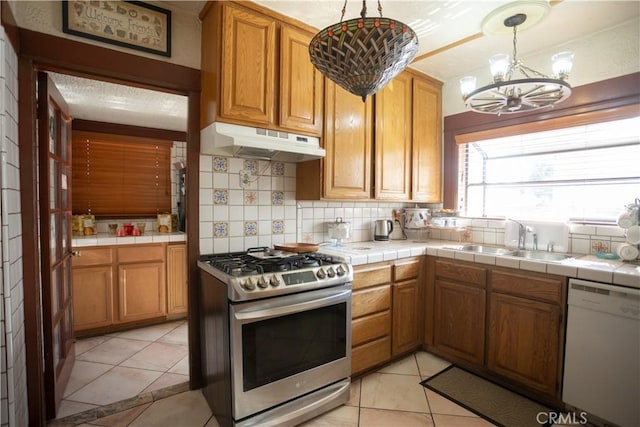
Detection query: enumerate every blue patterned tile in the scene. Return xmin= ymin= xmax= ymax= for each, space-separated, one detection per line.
xmin=272 ymin=220 xmax=284 ymax=234
xmin=271 ymin=191 xmax=284 ymax=206
xmin=271 ymin=162 xmax=285 ymax=176
xmin=213 ymin=189 xmax=228 ymax=205
xmin=244 ymin=160 xmax=258 ymax=173
xmin=214 ymin=222 xmax=228 ymax=238
xmin=213 ymin=156 xmax=228 ymax=172
xmin=244 ymin=221 xmax=258 ymax=236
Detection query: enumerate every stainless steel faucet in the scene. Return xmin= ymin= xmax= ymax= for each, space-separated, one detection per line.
xmin=547 ymin=241 xmax=555 ymax=252
xmin=510 ymin=219 xmax=532 ymax=250
xmin=533 ymin=233 xmax=538 ymax=251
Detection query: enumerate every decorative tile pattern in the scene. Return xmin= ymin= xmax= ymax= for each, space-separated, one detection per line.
xmin=271 ymin=162 xmax=285 ymax=176
xmin=244 ymin=190 xmax=257 ymax=205
xmin=213 ymin=222 xmax=229 ymax=238
xmin=244 ymin=221 xmax=258 ymax=236
xmin=213 ymin=156 xmax=228 ymax=172
xmin=244 ymin=160 xmax=258 ymax=173
xmin=213 ymin=189 xmax=228 ymax=205
xmin=271 ymin=191 xmax=284 ymax=205
xmin=272 ymin=220 xmax=284 ymax=234
xmin=591 ymin=239 xmax=610 ymax=254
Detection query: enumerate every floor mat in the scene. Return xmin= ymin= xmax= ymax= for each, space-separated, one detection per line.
xmin=420 ymin=365 xmax=554 ymax=427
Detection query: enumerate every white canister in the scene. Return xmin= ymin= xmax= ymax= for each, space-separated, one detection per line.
xmin=327 ymin=217 xmax=351 ymax=245
xmin=403 ymin=208 xmax=430 ymax=229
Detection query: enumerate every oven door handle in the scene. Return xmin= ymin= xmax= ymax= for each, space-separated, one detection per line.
xmin=233 ymin=287 xmax=351 ymax=321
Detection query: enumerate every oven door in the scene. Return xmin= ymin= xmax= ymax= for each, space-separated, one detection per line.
xmin=230 ymin=284 xmax=352 ymax=421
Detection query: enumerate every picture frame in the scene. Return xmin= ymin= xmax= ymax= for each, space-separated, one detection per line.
xmin=62 ymin=1 xmax=171 ymax=57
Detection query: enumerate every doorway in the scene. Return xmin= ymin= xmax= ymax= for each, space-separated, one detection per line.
xmin=41 ymin=71 xmax=191 ymax=421
xmin=18 ymin=30 xmax=201 ymax=424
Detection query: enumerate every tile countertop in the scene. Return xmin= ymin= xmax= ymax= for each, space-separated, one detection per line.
xmin=317 ymin=240 xmax=640 ymax=289
xmin=72 ymin=231 xmax=186 ymax=247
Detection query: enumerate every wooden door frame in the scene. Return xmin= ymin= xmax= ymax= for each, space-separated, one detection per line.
xmin=14 ymin=28 xmax=201 ymax=424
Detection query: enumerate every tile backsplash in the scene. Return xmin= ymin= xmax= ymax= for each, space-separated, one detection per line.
xmin=198 ymin=155 xmax=635 ymax=259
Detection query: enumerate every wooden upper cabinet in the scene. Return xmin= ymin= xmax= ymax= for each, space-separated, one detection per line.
xmin=202 ymin=1 xmax=323 ymax=136
xmin=412 ymin=76 xmax=443 ymax=202
xmin=324 ymin=81 xmax=373 ymax=199
xmin=279 ymin=25 xmax=324 ymax=135
xmin=220 ymin=3 xmax=276 ymax=124
xmin=375 ymin=72 xmax=413 ymax=200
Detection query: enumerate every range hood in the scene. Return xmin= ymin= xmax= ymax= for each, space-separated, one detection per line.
xmin=201 ymin=122 xmax=325 ymax=162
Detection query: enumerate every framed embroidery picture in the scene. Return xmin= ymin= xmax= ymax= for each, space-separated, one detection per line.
xmin=62 ymin=1 xmax=171 ymax=57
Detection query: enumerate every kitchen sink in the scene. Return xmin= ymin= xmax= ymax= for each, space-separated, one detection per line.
xmin=510 ymin=250 xmax=573 ymax=262
xmin=444 ymin=245 xmax=516 ymax=256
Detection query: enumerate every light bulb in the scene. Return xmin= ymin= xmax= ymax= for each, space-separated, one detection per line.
xmin=459 ymin=76 xmax=477 ymax=97
xmin=489 ymin=54 xmax=510 ymax=82
xmin=552 ymin=51 xmax=574 ymax=80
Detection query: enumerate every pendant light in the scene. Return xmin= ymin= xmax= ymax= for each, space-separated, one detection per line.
xmin=309 ymin=0 xmax=418 ymax=102
xmin=459 ymin=1 xmax=574 ymax=115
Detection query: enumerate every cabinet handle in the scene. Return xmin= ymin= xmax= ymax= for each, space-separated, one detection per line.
xmin=71 ymin=251 xmax=81 ymax=257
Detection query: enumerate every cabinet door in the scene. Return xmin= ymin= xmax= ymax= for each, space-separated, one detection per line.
xmin=167 ymin=244 xmax=188 ymax=316
xmin=323 ymin=81 xmax=373 ymax=199
xmin=433 ymin=279 xmax=486 ymax=365
xmin=72 ymin=266 xmax=113 ymax=331
xmin=392 ymin=279 xmax=420 ymax=355
xmin=374 ymin=72 xmax=412 ymax=200
xmin=487 ymin=292 xmax=561 ymax=397
xmin=412 ymin=77 xmax=442 ymax=202
xmin=221 ymin=4 xmax=276 ymax=124
xmin=117 ymin=262 xmax=166 ymax=323
xmin=280 ymin=25 xmax=323 ymax=135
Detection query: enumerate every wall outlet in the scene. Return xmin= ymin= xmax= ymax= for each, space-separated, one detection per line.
xmin=239 ymin=169 xmax=253 ymax=188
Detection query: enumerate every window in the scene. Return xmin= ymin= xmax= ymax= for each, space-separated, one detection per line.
xmin=72 ymin=131 xmax=171 ymax=218
xmin=458 ymin=116 xmax=640 ymax=222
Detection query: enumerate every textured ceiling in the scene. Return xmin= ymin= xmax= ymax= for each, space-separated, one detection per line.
xmin=49 ymin=0 xmax=639 ymax=132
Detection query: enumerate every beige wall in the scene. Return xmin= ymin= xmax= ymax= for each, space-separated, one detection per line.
xmin=8 ymin=0 xmax=202 ymax=69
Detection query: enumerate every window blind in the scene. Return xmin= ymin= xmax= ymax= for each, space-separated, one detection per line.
xmin=458 ymin=115 xmax=640 ymax=222
xmin=72 ymin=131 xmax=171 ymax=217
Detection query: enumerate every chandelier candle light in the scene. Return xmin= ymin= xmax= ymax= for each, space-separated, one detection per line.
xmin=459 ymin=1 xmax=574 ymax=115
xmin=309 ymin=0 xmax=418 ymax=101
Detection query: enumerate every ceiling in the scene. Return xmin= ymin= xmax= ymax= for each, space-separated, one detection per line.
xmin=50 ymin=0 xmax=639 ymax=132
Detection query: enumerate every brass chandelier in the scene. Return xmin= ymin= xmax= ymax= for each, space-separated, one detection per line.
xmin=459 ymin=4 xmax=574 ymax=115
xmin=309 ymin=0 xmax=418 ymax=102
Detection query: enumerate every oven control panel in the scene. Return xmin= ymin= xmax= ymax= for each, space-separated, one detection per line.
xmin=228 ymin=263 xmax=353 ymax=301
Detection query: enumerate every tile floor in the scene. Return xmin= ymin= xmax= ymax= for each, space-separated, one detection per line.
xmin=68 ymin=351 xmax=502 ymax=427
xmin=57 ymin=320 xmax=190 ymax=420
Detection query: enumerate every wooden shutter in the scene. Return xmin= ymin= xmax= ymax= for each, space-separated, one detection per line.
xmin=72 ymin=131 xmax=171 ymax=217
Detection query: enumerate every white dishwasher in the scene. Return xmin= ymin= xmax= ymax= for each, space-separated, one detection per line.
xmin=563 ymin=278 xmax=640 ymax=427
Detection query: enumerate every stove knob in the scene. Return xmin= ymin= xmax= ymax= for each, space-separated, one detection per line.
xmin=242 ymin=278 xmax=255 ymax=291
xmin=269 ymin=275 xmax=280 ymax=287
xmin=327 ymin=267 xmax=336 ymax=278
xmin=257 ymin=276 xmax=268 ymax=289
xmin=316 ymin=268 xmax=327 ymax=279
xmin=336 ymin=265 xmax=346 ymax=277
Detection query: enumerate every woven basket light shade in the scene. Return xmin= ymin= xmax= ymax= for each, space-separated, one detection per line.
xmin=309 ymin=17 xmax=418 ymax=101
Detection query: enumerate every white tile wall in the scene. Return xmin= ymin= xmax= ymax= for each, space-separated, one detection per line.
xmin=0 ymin=25 xmax=27 ymax=426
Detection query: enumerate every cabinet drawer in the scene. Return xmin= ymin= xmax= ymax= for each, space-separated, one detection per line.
xmin=352 ymin=310 xmax=391 ymax=347
xmin=491 ymin=270 xmax=564 ymax=305
xmin=353 ymin=263 xmax=391 ymax=290
xmin=72 ymin=247 xmax=113 ymax=267
xmin=436 ymin=260 xmax=486 ymax=287
xmin=352 ymin=285 xmax=391 ymax=319
xmin=118 ymin=244 xmax=165 ymax=263
xmin=394 ymin=258 xmax=420 ymax=281
xmin=351 ymin=336 xmax=391 ymax=375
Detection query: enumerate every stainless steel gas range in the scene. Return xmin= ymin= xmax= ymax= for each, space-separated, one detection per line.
xmin=198 ymin=247 xmax=353 ymax=427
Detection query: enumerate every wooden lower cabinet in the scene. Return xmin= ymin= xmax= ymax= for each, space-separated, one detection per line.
xmin=392 ymin=258 xmax=422 ymax=355
xmin=351 ymin=262 xmax=392 ymax=375
xmin=73 ymin=243 xmax=177 ymax=334
xmin=433 ymin=279 xmax=486 ymax=365
xmin=487 ymin=269 xmax=564 ymax=397
xmin=167 ymin=243 xmax=188 ymax=316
